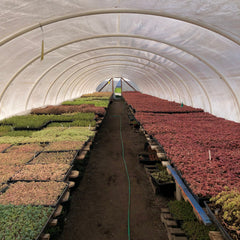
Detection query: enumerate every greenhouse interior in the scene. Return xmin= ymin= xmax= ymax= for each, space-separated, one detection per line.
xmin=0 ymin=1 xmax=239 ymax=240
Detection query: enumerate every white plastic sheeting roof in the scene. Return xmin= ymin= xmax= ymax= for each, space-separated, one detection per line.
xmin=0 ymin=0 xmax=240 ymax=122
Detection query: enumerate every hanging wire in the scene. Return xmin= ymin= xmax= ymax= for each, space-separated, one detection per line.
xmin=40 ymin=23 xmax=44 ymax=61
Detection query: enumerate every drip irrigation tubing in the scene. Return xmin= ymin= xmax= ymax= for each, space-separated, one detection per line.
xmin=112 ymin=114 xmax=131 ymax=240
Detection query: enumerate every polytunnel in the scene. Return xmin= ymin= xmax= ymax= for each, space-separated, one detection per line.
xmin=1 ymin=2 xmax=240 ymax=240
xmin=0 ymin=0 xmax=240 ymax=121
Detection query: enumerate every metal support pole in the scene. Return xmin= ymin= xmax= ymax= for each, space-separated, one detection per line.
xmin=120 ymin=78 xmax=123 ymax=94
xmin=112 ymin=77 xmax=114 ymax=94
xmin=122 ymin=78 xmax=138 ymax=92
xmin=98 ymin=78 xmax=112 ymax=92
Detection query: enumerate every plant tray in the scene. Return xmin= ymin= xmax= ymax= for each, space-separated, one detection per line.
xmin=35 ymin=206 xmax=56 ymax=240
xmin=0 ymin=181 xmax=69 ymax=208
xmin=9 ymin=165 xmax=73 ymax=182
xmin=139 ymin=110 xmax=204 ymax=114
xmin=0 ymin=144 xmax=13 ymax=153
xmin=5 ymin=143 xmax=45 ymax=154
xmin=13 ymin=120 xmax=73 ymax=131
xmin=204 ymin=202 xmax=233 ymax=240
xmin=30 ymin=150 xmax=78 ymax=165
xmin=0 ymin=204 xmax=56 ymax=240
xmin=138 ymin=153 xmax=160 ymax=165
xmin=0 ymin=183 xmax=8 ymax=193
xmin=151 ymin=175 xmax=175 ymax=191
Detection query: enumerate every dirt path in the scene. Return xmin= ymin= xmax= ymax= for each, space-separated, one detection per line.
xmin=59 ymin=99 xmax=169 ymax=240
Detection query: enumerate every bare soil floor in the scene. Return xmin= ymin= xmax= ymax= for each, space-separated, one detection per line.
xmin=59 ymin=99 xmax=170 ymax=240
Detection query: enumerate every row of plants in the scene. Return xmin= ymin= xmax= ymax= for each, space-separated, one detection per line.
xmin=209 ymin=188 xmax=240 ymax=240
xmin=0 ymin=92 xmax=110 ymax=239
xmin=0 ymin=112 xmax=95 ymax=129
xmin=0 ymin=142 xmax=82 ymax=184
xmin=31 ymin=104 xmax=106 ymax=116
xmin=126 ymin=96 xmax=240 ymax=198
xmin=11 ymin=163 xmax=71 ymax=181
xmin=5 ymin=143 xmax=44 ymax=153
xmin=122 ymin=91 xmax=203 ymax=113
xmin=0 ymin=152 xmax=78 ymax=184
xmin=124 ymin=91 xmax=240 ymax=240
xmin=136 ymin=112 xmax=240 ymax=198
xmin=0 ymin=181 xmax=68 ymax=206
xmin=81 ymin=92 xmax=112 ymax=98
xmin=151 ymin=163 xmax=174 ymax=183
xmin=0 ymin=204 xmax=53 ymax=240
xmin=46 ymin=119 xmax=96 ymax=128
xmin=77 ymin=96 xmax=110 ymax=100
xmin=62 ymin=97 xmax=110 ymax=108
xmin=32 ymin=151 xmax=77 ymax=165
xmin=168 ymin=200 xmax=216 ymax=240
xmin=0 ymin=127 xmax=95 ymax=144
xmin=44 ymin=140 xmax=84 ymax=151
xmin=0 ymin=152 xmax=35 ymax=166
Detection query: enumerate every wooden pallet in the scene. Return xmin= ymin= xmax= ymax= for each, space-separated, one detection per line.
xmin=209 ymin=231 xmax=224 ymax=240
xmin=160 ymin=209 xmax=188 ymax=240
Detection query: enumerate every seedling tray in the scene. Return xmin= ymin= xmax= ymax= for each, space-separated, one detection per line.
xmin=1 ymin=181 xmax=69 ymax=208
xmin=9 ymin=165 xmax=73 ymax=183
xmin=13 ymin=120 xmax=73 ymax=131
xmin=35 ymin=206 xmax=56 ymax=240
xmin=139 ymin=110 xmax=204 ymax=114
xmin=0 ymin=144 xmax=13 ymax=153
xmin=204 ymin=202 xmax=233 ymax=240
xmin=151 ymin=175 xmax=175 ymax=192
xmin=30 ymin=150 xmax=79 ymax=166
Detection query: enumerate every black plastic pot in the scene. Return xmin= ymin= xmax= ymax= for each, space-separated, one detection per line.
xmin=138 ymin=153 xmax=160 ymax=165
xmin=151 ymin=175 xmax=175 ymax=195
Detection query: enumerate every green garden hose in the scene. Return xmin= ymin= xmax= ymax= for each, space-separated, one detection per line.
xmin=112 ymin=115 xmax=131 ymax=240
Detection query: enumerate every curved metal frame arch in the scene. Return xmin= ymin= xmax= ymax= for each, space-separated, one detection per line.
xmin=41 ymin=54 xmax=188 ymax=106
xmin=28 ymin=46 xmax=197 ymax=108
xmin=1 ymin=34 xmax=238 ymax=117
xmin=1 ymin=9 xmax=239 ymax=46
xmin=32 ymin=52 xmax=189 ymax=107
xmin=9 ymin=34 xmax=216 ymax=113
xmin=61 ymin=60 xmax=172 ymax=100
xmin=73 ymin=65 xmax=166 ymax=100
